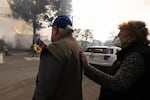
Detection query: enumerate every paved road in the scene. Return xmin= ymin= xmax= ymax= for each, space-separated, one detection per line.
xmin=0 ymin=51 xmax=100 ymax=100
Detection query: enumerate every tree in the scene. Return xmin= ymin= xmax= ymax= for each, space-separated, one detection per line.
xmin=73 ymin=28 xmax=81 ymax=39
xmin=7 ymin=0 xmax=73 ymax=42
xmin=7 ymin=0 xmax=54 ymax=42
xmin=44 ymin=0 xmax=73 ymax=26
xmin=82 ymin=29 xmax=93 ymax=48
xmin=82 ymin=29 xmax=93 ymax=42
xmin=56 ymin=0 xmax=72 ymax=16
xmin=74 ymin=29 xmax=93 ymax=49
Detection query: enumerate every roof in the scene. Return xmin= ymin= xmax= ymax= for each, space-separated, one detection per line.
xmin=86 ymin=45 xmax=121 ymax=49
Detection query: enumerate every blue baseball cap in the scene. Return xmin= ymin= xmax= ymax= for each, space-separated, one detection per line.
xmin=52 ymin=15 xmax=72 ymax=29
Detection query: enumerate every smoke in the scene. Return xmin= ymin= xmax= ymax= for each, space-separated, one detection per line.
xmin=0 ymin=0 xmax=73 ymax=49
xmin=0 ymin=16 xmax=33 ymax=49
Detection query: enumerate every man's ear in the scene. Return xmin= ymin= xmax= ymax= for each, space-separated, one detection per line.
xmin=56 ymin=28 xmax=59 ymax=35
xmin=53 ymin=26 xmax=59 ymax=35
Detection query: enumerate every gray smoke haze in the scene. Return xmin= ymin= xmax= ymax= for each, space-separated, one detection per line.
xmin=0 ymin=0 xmax=73 ymax=50
xmin=0 ymin=0 xmax=33 ymax=49
xmin=0 ymin=16 xmax=33 ymax=49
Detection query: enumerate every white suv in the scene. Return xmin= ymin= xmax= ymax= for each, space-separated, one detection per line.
xmin=84 ymin=46 xmax=121 ymax=66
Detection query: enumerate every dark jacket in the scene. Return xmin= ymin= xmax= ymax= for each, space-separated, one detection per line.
xmin=32 ymin=36 xmax=83 ymax=100
xmin=84 ymin=44 xmax=150 ymax=100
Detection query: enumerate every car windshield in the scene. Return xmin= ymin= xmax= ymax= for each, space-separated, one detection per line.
xmin=85 ymin=47 xmax=113 ymax=54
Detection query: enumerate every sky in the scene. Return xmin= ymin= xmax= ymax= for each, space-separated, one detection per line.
xmin=72 ymin=0 xmax=150 ymax=42
xmin=1 ymin=0 xmax=150 ymax=43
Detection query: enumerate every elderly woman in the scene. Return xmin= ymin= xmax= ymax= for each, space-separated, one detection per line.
xmin=83 ymin=20 xmax=150 ymax=100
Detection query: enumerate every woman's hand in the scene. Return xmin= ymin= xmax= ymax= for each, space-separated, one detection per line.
xmin=80 ymin=51 xmax=89 ymax=69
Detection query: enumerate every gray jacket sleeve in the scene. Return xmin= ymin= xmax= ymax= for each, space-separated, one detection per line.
xmin=84 ymin=52 xmax=145 ymax=93
xmin=32 ymin=49 xmax=63 ymax=100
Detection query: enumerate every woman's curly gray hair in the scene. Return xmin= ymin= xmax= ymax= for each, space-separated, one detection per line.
xmin=118 ymin=20 xmax=150 ymax=45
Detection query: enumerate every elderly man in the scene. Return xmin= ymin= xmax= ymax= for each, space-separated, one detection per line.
xmin=32 ymin=15 xmax=83 ymax=100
